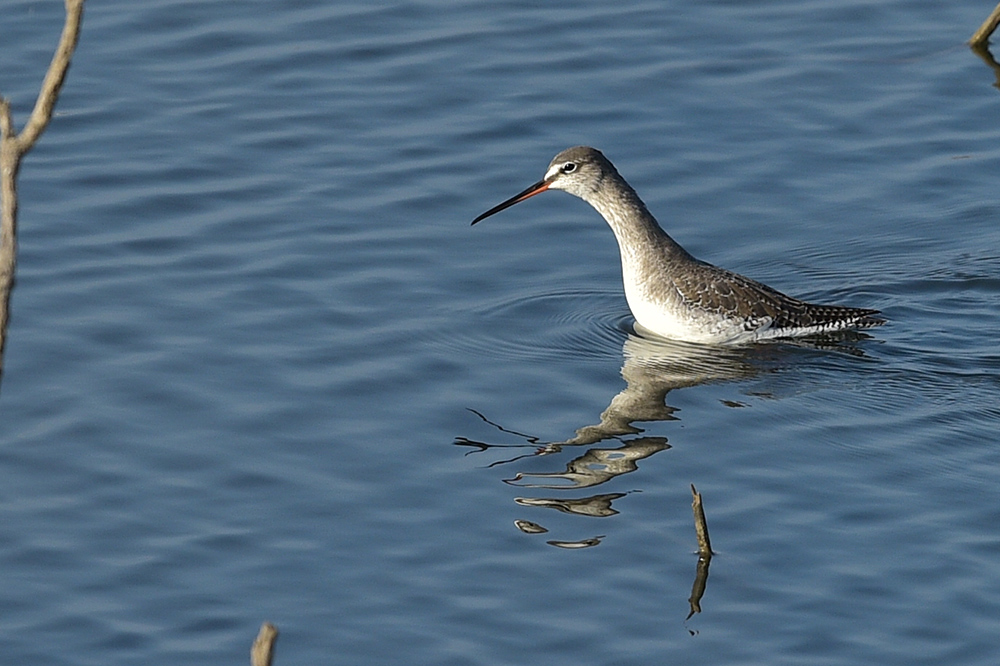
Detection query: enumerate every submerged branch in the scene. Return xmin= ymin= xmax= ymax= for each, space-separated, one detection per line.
xmin=690 ymin=484 xmax=713 ymax=557
xmin=686 ymin=484 xmax=714 ymax=620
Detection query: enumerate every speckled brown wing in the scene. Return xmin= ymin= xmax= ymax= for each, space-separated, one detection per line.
xmin=671 ymin=260 xmax=883 ymax=335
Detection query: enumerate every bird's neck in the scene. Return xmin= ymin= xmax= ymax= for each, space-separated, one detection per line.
xmin=587 ymin=176 xmax=691 ymax=261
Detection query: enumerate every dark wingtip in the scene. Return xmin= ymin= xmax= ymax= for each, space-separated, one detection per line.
xmin=857 ymin=312 xmax=886 ymax=328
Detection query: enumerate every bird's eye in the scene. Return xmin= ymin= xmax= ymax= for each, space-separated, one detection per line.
xmin=560 ymin=162 xmax=577 ymax=174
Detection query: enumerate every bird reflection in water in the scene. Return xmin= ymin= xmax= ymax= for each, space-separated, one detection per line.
xmin=457 ymin=329 xmax=874 ymax=495
xmin=456 ymin=330 xmax=876 ymax=616
xmin=456 ymin=333 xmax=758 ymax=493
xmin=457 ymin=334 xmax=759 ymax=526
xmin=455 ymin=333 xmax=759 ymax=613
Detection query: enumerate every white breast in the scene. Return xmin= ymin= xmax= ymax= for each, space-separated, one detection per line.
xmin=622 ymin=268 xmax=760 ymax=345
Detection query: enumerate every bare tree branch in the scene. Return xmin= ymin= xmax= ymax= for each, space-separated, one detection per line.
xmin=970 ymin=2 xmax=1000 ymax=47
xmin=16 ymin=0 xmax=86 ymax=153
xmin=1 ymin=98 xmax=19 ymax=257
xmin=251 ymin=622 xmax=279 ymax=666
xmin=0 ymin=0 xmax=85 ymax=385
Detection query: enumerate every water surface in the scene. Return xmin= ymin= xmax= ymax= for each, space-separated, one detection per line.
xmin=2 ymin=1 xmax=1000 ymax=664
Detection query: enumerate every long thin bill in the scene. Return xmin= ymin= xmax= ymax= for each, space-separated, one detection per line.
xmin=471 ymin=179 xmax=551 ymax=225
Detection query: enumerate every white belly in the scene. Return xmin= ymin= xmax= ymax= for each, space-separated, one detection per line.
xmin=623 ymin=276 xmax=757 ymax=345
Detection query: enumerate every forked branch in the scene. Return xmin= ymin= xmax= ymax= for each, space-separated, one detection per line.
xmin=0 ymin=0 xmax=85 ymax=385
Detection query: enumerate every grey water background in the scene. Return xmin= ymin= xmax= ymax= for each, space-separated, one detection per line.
xmin=3 ymin=0 xmax=1000 ymax=664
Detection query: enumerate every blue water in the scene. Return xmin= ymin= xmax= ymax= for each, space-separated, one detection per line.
xmin=3 ymin=0 xmax=1000 ymax=664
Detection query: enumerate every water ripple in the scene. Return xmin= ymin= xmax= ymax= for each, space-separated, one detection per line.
xmin=433 ymin=289 xmax=631 ymax=363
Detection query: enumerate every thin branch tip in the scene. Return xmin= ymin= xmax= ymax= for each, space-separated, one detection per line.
xmin=970 ymin=2 xmax=1000 ymax=47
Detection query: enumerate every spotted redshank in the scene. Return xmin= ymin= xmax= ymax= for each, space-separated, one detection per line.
xmin=472 ymin=146 xmax=883 ymax=344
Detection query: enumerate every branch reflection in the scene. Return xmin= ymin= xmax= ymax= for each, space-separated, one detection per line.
xmin=970 ymin=41 xmax=1000 ymax=90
